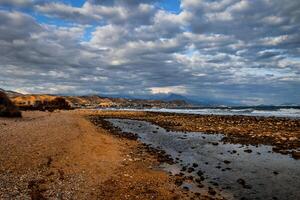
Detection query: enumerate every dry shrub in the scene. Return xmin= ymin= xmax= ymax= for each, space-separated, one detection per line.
xmin=0 ymin=91 xmax=22 ymax=117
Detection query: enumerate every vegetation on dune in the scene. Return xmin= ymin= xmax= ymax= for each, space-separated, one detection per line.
xmin=16 ymin=96 xmax=72 ymax=111
xmin=0 ymin=91 xmax=22 ymax=117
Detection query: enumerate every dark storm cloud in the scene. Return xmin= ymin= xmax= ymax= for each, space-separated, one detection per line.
xmin=0 ymin=0 xmax=299 ymax=104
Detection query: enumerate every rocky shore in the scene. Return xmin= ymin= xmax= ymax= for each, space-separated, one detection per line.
xmin=89 ymin=110 xmax=300 ymax=158
xmin=89 ymin=112 xmax=300 ymax=199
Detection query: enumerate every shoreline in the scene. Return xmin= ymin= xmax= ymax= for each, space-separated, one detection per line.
xmin=89 ymin=110 xmax=300 ymax=157
xmin=1 ymin=110 xmax=299 ymax=199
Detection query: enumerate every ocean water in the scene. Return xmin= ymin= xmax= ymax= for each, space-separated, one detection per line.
xmin=100 ymin=107 xmax=300 ymax=118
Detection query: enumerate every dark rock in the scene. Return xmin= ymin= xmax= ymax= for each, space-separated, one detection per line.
xmin=224 ymin=160 xmax=231 ymax=164
xmin=175 ymin=178 xmax=183 ymax=186
xmin=237 ymin=178 xmax=252 ymax=189
xmin=187 ymin=167 xmax=194 ymax=173
xmin=208 ymin=187 xmax=216 ymax=195
xmin=237 ymin=178 xmax=246 ymax=186
xmin=195 ymin=178 xmax=202 ymax=184
xmin=273 ymin=171 xmax=279 ymax=175
xmin=210 ymin=181 xmax=219 ymax=186
xmin=183 ymin=186 xmax=189 ymax=191
xmin=244 ymin=149 xmax=252 ymax=153
xmin=197 ymin=170 xmax=204 ymax=176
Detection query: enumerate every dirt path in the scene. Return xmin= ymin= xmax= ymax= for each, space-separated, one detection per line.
xmin=0 ymin=111 xmax=190 ymax=199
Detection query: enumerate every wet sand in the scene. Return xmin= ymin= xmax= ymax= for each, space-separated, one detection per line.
xmin=0 ymin=111 xmax=193 ymax=199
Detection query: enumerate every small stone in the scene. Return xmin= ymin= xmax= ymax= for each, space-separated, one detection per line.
xmin=187 ymin=167 xmax=194 ymax=173
xmin=237 ymin=178 xmax=246 ymax=186
xmin=197 ymin=170 xmax=204 ymax=176
xmin=273 ymin=171 xmax=279 ymax=175
xmin=208 ymin=187 xmax=216 ymax=195
xmin=224 ymin=160 xmax=231 ymax=164
xmin=244 ymin=149 xmax=252 ymax=153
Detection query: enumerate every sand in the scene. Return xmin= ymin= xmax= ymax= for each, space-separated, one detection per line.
xmin=0 ymin=111 xmax=192 ymax=200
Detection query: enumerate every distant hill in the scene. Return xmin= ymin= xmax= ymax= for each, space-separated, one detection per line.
xmin=0 ymin=88 xmax=22 ymax=98
xmin=0 ymin=88 xmax=190 ymax=109
xmin=150 ymin=93 xmax=241 ymax=106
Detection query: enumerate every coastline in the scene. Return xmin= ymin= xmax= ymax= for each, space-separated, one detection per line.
xmin=1 ymin=109 xmax=299 ymax=199
xmin=89 ymin=110 xmax=300 ymax=157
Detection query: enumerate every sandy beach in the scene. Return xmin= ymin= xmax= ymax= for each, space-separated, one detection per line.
xmin=0 ymin=111 xmax=196 ymax=200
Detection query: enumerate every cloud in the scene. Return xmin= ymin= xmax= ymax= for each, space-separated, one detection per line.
xmin=0 ymin=0 xmax=299 ymax=105
xmin=0 ymin=0 xmax=33 ymax=7
xmin=149 ymin=86 xmax=188 ymax=94
xmin=34 ymin=1 xmax=156 ymax=26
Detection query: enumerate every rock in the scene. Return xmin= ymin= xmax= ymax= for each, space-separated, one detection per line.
xmin=291 ymin=151 xmax=300 ymax=159
xmin=237 ymin=178 xmax=246 ymax=186
xmin=187 ymin=167 xmax=194 ymax=173
xmin=273 ymin=171 xmax=279 ymax=175
xmin=237 ymin=178 xmax=252 ymax=189
xmin=208 ymin=187 xmax=216 ymax=195
xmin=183 ymin=186 xmax=189 ymax=191
xmin=244 ymin=149 xmax=252 ymax=153
xmin=192 ymin=163 xmax=198 ymax=168
xmin=195 ymin=178 xmax=202 ymax=184
xmin=224 ymin=160 xmax=231 ymax=164
xmin=197 ymin=170 xmax=204 ymax=176
xmin=174 ymin=178 xmax=183 ymax=186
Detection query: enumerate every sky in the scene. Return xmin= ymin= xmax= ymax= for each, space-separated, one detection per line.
xmin=0 ymin=0 xmax=299 ymax=105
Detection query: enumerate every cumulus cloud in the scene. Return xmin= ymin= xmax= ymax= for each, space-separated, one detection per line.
xmin=150 ymin=86 xmax=188 ymax=94
xmin=0 ymin=0 xmax=299 ymax=104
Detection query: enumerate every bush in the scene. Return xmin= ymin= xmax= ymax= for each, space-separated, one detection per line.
xmin=0 ymin=91 xmax=22 ymax=117
xmin=33 ymin=97 xmax=72 ymax=111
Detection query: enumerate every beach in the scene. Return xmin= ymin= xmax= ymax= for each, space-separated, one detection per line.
xmin=0 ymin=111 xmax=195 ymax=199
xmin=0 ymin=110 xmax=299 ymax=199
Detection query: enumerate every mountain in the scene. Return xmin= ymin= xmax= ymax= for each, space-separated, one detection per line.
xmin=151 ymin=93 xmax=237 ymax=106
xmin=160 ymin=93 xmax=202 ymax=106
